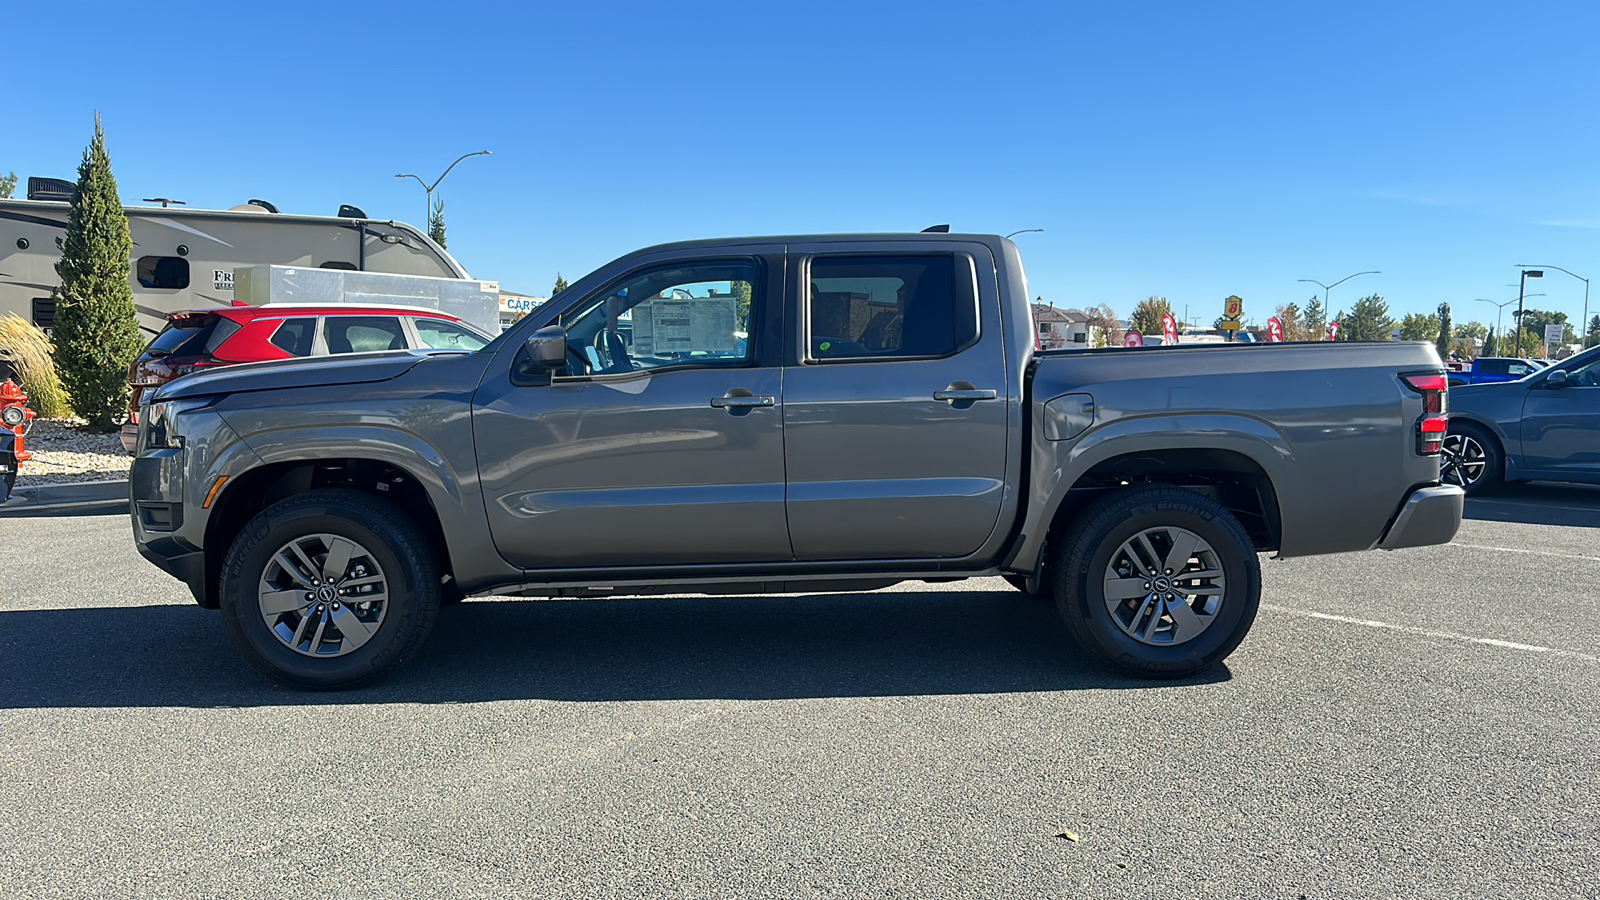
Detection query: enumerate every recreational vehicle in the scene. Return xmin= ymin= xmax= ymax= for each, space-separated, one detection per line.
xmin=0 ymin=177 xmax=468 ymax=335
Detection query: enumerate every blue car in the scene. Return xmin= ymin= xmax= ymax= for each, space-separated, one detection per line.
xmin=1443 ymin=345 xmax=1600 ymax=494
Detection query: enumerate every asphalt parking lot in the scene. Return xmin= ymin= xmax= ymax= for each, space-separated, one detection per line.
xmin=1 ymin=488 xmax=1596 ymax=899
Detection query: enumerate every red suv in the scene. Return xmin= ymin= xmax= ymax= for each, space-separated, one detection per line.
xmin=122 ymin=305 xmax=492 ymax=451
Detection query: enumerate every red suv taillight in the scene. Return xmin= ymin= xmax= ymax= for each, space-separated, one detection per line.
xmin=1402 ymin=372 xmax=1448 ymax=455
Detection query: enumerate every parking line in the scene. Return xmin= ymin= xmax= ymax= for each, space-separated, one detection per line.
xmin=1448 ymin=542 xmax=1600 ymax=563
xmin=1262 ymin=604 xmax=1600 ymax=664
xmin=1469 ymin=499 xmax=1600 ymax=516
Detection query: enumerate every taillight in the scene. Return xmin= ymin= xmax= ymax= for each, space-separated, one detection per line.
xmin=1402 ymin=372 xmax=1448 ymax=455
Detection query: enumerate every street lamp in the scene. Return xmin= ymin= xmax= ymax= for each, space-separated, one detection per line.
xmin=1472 ymin=294 xmax=1544 ymax=351
xmin=1512 ymin=269 xmax=1543 ymax=357
xmin=395 ymin=150 xmax=492 ymax=227
xmin=1297 ymin=271 xmax=1379 ymax=338
xmin=1004 ymin=229 xmax=1044 ymax=239
xmin=1516 ymin=263 xmax=1589 ymax=353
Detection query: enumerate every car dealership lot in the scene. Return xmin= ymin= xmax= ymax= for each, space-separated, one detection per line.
xmin=1 ymin=493 xmax=1596 ymax=899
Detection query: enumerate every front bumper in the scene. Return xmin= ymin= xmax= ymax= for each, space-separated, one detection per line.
xmin=130 ymin=450 xmax=210 ymax=604
xmin=1378 ymin=484 xmax=1464 ymax=550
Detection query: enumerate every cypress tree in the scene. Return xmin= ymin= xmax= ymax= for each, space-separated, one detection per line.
xmin=1435 ymin=302 xmax=1452 ymax=359
xmin=52 ymin=113 xmax=142 ymax=431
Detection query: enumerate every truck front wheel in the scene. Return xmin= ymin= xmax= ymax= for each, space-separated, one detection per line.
xmin=1050 ymin=485 xmax=1261 ymax=678
xmin=219 ymin=488 xmax=441 ymax=689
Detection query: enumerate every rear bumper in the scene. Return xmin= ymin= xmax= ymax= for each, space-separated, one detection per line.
xmin=1378 ymin=484 xmax=1464 ymax=550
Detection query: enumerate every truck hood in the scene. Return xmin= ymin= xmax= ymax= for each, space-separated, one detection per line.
xmin=152 ymin=351 xmax=436 ymax=401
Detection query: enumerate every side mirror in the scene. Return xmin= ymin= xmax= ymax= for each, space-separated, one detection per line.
xmin=524 ymin=325 xmax=568 ymax=372
xmin=1545 ymin=369 xmax=1570 ymax=388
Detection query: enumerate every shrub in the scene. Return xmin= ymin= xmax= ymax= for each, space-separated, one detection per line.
xmin=0 ymin=314 xmax=70 ymax=417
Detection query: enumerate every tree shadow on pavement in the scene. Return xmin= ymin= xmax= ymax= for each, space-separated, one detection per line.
xmin=1465 ymin=482 xmax=1600 ymax=529
xmin=0 ymin=589 xmax=1230 ymax=709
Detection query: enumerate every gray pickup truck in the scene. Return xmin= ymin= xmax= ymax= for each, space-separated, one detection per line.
xmin=130 ymin=233 xmax=1463 ymax=689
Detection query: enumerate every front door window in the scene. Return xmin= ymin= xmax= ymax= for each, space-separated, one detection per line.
xmin=560 ymin=262 xmax=757 ymax=376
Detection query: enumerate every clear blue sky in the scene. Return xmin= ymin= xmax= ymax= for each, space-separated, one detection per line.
xmin=6 ymin=1 xmax=1598 ymax=330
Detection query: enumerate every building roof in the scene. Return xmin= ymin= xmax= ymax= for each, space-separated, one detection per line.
xmin=1031 ymin=303 xmax=1087 ymax=324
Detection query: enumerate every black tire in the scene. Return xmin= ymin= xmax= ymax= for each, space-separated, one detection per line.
xmin=1441 ymin=423 xmax=1503 ymax=496
xmin=1050 ymin=485 xmax=1261 ymax=678
xmin=219 ymin=488 xmax=441 ymax=689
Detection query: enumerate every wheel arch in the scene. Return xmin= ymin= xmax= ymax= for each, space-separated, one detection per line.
xmin=1445 ymin=415 xmax=1510 ymax=485
xmin=201 ymin=457 xmax=452 ymax=609
xmin=1047 ymin=446 xmax=1283 ymax=551
xmin=1010 ymin=417 xmax=1290 ymax=580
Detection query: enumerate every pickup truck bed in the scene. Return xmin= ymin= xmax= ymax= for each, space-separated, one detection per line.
xmin=130 ymin=232 xmax=1462 ymax=688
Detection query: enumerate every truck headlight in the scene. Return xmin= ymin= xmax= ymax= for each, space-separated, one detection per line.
xmin=143 ymin=403 xmax=183 ymax=450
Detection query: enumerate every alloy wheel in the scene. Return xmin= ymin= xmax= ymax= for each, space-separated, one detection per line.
xmin=1440 ymin=433 xmax=1486 ymax=488
xmin=1102 ymin=526 xmax=1227 ymax=646
xmin=258 ymin=533 xmax=388 ymax=658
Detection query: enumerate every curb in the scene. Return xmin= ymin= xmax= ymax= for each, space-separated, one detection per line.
xmin=1 ymin=479 xmax=129 ymax=517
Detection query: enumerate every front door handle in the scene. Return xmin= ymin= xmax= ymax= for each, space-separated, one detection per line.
xmin=710 ymin=396 xmax=775 ymax=408
xmin=934 ymin=381 xmax=999 ymax=407
xmin=933 ymin=389 xmax=998 ymax=402
xmin=710 ymin=388 xmax=775 ymax=415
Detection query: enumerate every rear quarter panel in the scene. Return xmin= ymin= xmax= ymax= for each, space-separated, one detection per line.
xmin=1017 ymin=341 xmax=1445 ymax=568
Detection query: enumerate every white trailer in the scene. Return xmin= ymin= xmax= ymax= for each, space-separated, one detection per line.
xmin=0 ymin=178 xmax=469 ymax=335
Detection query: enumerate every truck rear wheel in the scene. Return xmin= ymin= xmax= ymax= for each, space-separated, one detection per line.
xmin=1050 ymin=485 xmax=1260 ymax=678
xmin=219 ymin=488 xmax=441 ymax=689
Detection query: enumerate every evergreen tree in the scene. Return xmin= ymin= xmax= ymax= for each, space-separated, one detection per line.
xmin=427 ymin=196 xmax=446 ymax=248
xmin=551 ymin=274 xmax=570 ymax=296
xmin=51 ymin=114 xmax=142 ymax=431
xmin=1340 ymin=294 xmax=1394 ymax=341
xmin=1482 ymin=328 xmax=1497 ymax=358
xmin=1435 ymin=302 xmax=1452 ymax=359
xmin=1587 ymin=314 xmax=1600 ymax=349
xmin=0 ymin=171 xmax=16 ymax=199
xmin=1302 ymin=295 xmax=1326 ymax=341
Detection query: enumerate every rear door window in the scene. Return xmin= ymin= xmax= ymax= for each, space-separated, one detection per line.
xmin=805 ymin=255 xmax=976 ymax=361
xmin=323 ymin=316 xmax=407 ymax=354
xmin=269 ymin=318 xmax=317 ymax=357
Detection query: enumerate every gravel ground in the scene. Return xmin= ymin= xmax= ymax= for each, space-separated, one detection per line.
xmin=14 ymin=418 xmax=131 ymax=486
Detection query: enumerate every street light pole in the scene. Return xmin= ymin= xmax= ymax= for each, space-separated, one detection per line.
xmin=1513 ymin=269 xmax=1543 ymax=357
xmin=1004 ymin=229 xmax=1044 ymax=239
xmin=1516 ymin=263 xmax=1588 ymax=352
xmin=1472 ymin=295 xmax=1542 ymax=352
xmin=396 ymin=150 xmax=492 ymax=227
xmin=1297 ymin=271 xmax=1379 ymax=339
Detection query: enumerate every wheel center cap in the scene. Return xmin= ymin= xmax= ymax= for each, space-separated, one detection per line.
xmin=1153 ymin=576 xmax=1172 ymax=593
xmin=317 ymin=585 xmax=337 ymax=603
